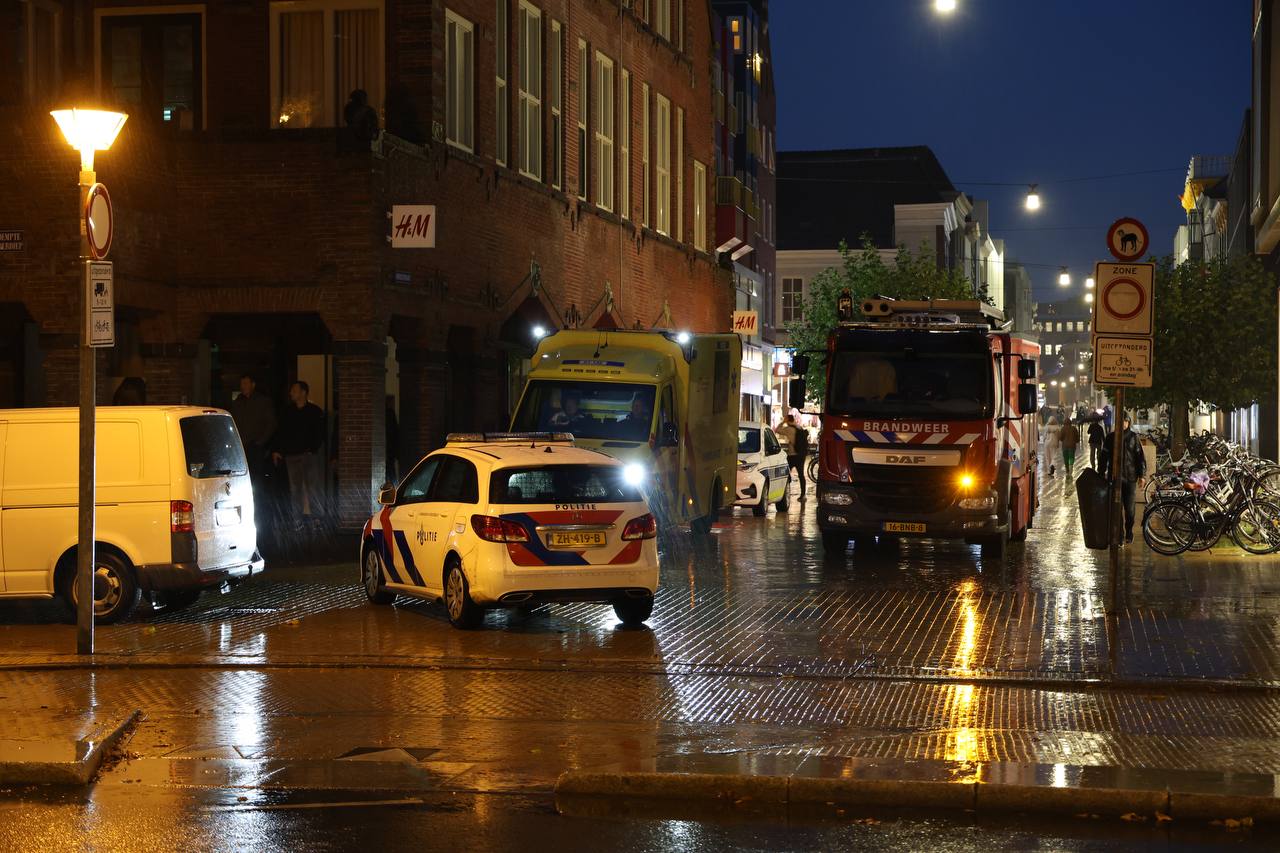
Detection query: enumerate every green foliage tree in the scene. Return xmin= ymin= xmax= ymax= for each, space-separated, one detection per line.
xmin=1125 ymin=254 xmax=1278 ymax=455
xmin=786 ymin=238 xmax=976 ymax=407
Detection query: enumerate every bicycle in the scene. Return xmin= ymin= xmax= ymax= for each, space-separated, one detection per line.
xmin=1143 ymin=467 xmax=1280 ymax=555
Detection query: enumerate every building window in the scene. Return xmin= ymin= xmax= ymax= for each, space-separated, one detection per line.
xmin=517 ymin=2 xmax=541 ymax=179
xmin=674 ymin=106 xmax=684 ymax=243
xmin=693 ymin=160 xmax=706 ymax=251
xmin=782 ymin=278 xmax=804 ymax=325
xmin=619 ymin=68 xmax=630 ymax=218
xmin=24 ymin=0 xmax=62 ymax=103
xmin=549 ymin=19 xmax=562 ymax=189
xmin=730 ymin=16 xmax=742 ymax=52
xmin=676 ymin=0 xmax=684 ymax=51
xmin=103 ymin=11 xmax=203 ymax=129
xmin=270 ymin=1 xmax=381 ymax=130
xmin=593 ymin=51 xmax=614 ymax=210
xmin=577 ymin=38 xmax=587 ymax=201
xmin=641 ymin=82 xmax=650 ymax=227
xmin=654 ymin=0 xmax=670 ymax=41
xmin=655 ymin=93 xmax=671 ymax=235
xmin=496 ymin=0 xmax=508 ymax=165
xmin=444 ymin=10 xmax=474 ymax=150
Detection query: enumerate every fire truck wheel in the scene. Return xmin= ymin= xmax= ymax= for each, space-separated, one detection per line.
xmin=821 ymin=531 xmax=849 ymax=555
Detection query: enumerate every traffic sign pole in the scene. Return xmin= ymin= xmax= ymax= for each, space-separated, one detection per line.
xmin=76 ymin=173 xmax=96 ymax=655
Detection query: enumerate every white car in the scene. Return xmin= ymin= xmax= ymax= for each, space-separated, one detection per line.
xmin=360 ymin=432 xmax=659 ymax=629
xmin=734 ymin=422 xmax=791 ymax=516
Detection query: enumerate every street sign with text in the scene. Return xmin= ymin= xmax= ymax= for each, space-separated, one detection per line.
xmin=1093 ymin=335 xmax=1152 ymax=387
xmin=1093 ymin=261 xmax=1154 ymax=337
xmin=85 ymin=261 xmax=114 ymax=348
xmin=0 ymin=230 xmax=22 ymax=251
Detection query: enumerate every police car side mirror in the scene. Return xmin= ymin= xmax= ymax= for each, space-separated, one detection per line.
xmin=660 ymin=422 xmax=679 ymax=447
xmin=378 ymin=485 xmax=397 ymax=505
xmin=1018 ymin=384 xmax=1038 ymax=416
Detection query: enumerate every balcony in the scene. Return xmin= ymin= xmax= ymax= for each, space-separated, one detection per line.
xmin=717 ymin=176 xmax=743 ymax=207
xmin=1187 ymin=155 xmax=1231 ymax=183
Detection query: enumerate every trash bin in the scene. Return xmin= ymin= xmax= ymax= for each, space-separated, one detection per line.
xmin=1076 ymin=468 xmax=1111 ymax=550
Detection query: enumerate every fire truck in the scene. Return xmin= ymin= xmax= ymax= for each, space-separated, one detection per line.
xmin=791 ymin=298 xmax=1040 ymax=559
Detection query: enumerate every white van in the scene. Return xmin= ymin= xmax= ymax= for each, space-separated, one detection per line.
xmin=0 ymin=406 xmax=264 ymax=623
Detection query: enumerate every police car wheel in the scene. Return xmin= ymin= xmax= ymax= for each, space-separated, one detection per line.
xmin=363 ymin=546 xmax=394 ymax=605
xmin=752 ymin=479 xmax=769 ymax=517
xmin=444 ymin=558 xmax=483 ymax=629
xmin=776 ymin=477 xmax=790 ymax=513
xmin=613 ymin=594 xmax=654 ymax=627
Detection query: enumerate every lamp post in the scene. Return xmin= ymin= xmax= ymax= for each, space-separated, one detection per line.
xmin=1024 ymin=185 xmax=1041 ymax=211
xmin=50 ymin=108 xmax=127 ymax=655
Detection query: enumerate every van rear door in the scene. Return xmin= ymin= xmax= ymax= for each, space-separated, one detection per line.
xmin=178 ymin=414 xmax=257 ymax=571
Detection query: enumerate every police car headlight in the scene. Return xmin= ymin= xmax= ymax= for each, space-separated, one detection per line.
xmin=821 ymin=491 xmax=854 ymax=506
xmin=623 ymin=463 xmax=647 ymax=487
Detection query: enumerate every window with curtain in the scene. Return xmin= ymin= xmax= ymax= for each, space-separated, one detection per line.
xmin=102 ymin=12 xmax=202 ymax=128
xmin=272 ymin=2 xmax=382 ymax=129
xmin=593 ymin=52 xmax=614 ymax=211
xmin=445 ymin=10 xmax=474 ymax=150
xmin=655 ymin=92 xmax=670 ymax=234
xmin=693 ymin=160 xmax=706 ymax=251
xmin=517 ymin=2 xmax=541 ymax=179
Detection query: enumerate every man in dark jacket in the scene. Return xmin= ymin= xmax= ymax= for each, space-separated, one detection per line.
xmin=1099 ymin=416 xmax=1147 ymax=544
xmin=272 ymin=381 xmax=327 ymax=527
xmin=1087 ymin=419 xmax=1106 ymax=470
xmin=229 ymin=374 xmax=276 ymax=481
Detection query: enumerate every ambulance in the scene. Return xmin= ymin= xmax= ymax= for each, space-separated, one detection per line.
xmin=511 ymin=330 xmax=741 ymax=533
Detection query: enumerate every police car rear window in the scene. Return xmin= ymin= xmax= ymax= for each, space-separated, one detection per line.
xmin=490 ymin=465 xmax=642 ymax=504
xmin=180 ymin=415 xmax=248 ymax=479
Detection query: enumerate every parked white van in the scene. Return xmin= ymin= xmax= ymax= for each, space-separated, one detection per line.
xmin=0 ymin=406 xmax=264 ymax=623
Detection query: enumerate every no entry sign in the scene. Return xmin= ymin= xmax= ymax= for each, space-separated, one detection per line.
xmin=1093 ymin=262 xmax=1154 ymax=336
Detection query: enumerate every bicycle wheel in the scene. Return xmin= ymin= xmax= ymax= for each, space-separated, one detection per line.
xmin=807 ymin=456 xmax=818 ymax=484
xmin=1183 ymin=495 xmax=1229 ymax=552
xmin=1143 ymin=499 xmax=1193 ymax=556
xmin=1231 ymin=499 xmax=1280 ymax=555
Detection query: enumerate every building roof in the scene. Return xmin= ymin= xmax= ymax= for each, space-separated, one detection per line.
xmin=777 ymin=146 xmax=957 ymax=251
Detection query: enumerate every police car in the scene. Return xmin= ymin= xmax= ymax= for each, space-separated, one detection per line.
xmin=360 ymin=433 xmax=659 ymax=629
xmin=734 ymin=422 xmax=791 ymax=516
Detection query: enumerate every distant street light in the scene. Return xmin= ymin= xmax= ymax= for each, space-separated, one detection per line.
xmin=50 ymin=106 xmax=128 ymax=657
xmin=1078 ymin=362 xmax=1084 ymax=370
xmin=935 ymin=0 xmax=957 ymax=13
xmin=1084 ymin=292 xmax=1095 ymax=304
xmin=1024 ymin=185 xmax=1041 ymax=211
xmin=1058 ymin=267 xmax=1071 ymax=286
xmin=1085 ymin=276 xmax=1095 ymax=289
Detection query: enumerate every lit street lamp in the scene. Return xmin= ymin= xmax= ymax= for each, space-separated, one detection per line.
xmin=934 ymin=0 xmax=957 ymax=13
xmin=1024 ymin=185 xmax=1041 ymax=211
xmin=1085 ymin=276 xmax=1095 ymax=289
xmin=1084 ymin=292 xmax=1094 ymax=304
xmin=50 ymin=107 xmax=127 ymax=656
xmin=1058 ymin=267 xmax=1071 ymax=286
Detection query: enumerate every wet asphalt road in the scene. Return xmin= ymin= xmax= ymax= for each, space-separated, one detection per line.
xmin=2 ymin=462 xmax=1280 ymax=848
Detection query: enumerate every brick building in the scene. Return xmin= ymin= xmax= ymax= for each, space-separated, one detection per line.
xmin=0 ymin=0 xmax=731 ymax=528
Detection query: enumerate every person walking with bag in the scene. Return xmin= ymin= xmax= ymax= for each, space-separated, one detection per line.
xmin=1087 ymin=419 xmax=1105 ymax=470
xmin=1059 ymin=419 xmax=1080 ymax=479
xmin=774 ymin=414 xmax=809 ymax=500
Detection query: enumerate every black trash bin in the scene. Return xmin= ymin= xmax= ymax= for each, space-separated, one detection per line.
xmin=1075 ymin=468 xmax=1111 ymax=550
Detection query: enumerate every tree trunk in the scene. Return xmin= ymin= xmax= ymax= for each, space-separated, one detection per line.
xmin=1170 ymin=398 xmax=1189 ymax=460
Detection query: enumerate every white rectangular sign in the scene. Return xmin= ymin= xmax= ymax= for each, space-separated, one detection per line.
xmin=1093 ymin=335 xmax=1152 ymax=387
xmin=390 ymin=204 xmax=436 ymax=248
xmin=1093 ymin=262 xmax=1154 ymax=336
xmin=85 ymin=261 xmax=114 ymax=348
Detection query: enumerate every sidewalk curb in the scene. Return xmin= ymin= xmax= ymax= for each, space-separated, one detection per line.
xmin=554 ymin=771 xmax=1280 ymax=824
xmin=0 ymin=710 xmax=140 ymax=786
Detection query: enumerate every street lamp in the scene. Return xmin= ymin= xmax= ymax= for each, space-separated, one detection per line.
xmin=1084 ymin=292 xmax=1094 ymax=304
xmin=1058 ymin=267 xmax=1071 ymax=286
xmin=1024 ymin=185 xmax=1041 ymax=211
xmin=50 ymin=107 xmax=128 ymax=656
xmin=1085 ymin=276 xmax=1095 ymax=289
xmin=934 ymin=0 xmax=957 ymax=13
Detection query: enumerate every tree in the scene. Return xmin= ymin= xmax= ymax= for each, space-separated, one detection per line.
xmin=786 ymin=238 xmax=976 ymax=407
xmin=1125 ymin=254 xmax=1278 ymax=456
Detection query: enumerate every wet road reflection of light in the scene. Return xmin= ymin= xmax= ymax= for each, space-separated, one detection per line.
xmin=944 ymin=579 xmax=982 ymax=775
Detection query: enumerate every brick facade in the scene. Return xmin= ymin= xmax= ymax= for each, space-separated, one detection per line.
xmin=0 ymin=0 xmax=732 ymax=529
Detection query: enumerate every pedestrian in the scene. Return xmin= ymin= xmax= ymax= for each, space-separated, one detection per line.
xmin=1044 ymin=415 xmax=1061 ymax=478
xmin=1099 ymin=416 xmax=1147 ymax=544
xmin=774 ymin=414 xmax=808 ymax=499
xmin=229 ymin=373 xmax=276 ymax=482
xmin=1059 ymin=418 xmax=1080 ymax=479
xmin=272 ymin=381 xmax=327 ymax=530
xmin=1103 ymin=405 xmax=1114 ymax=433
xmin=1087 ymin=419 xmax=1105 ymax=470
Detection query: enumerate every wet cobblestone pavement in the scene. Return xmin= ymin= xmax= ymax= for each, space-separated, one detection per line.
xmin=2 ymin=466 xmax=1280 ymax=800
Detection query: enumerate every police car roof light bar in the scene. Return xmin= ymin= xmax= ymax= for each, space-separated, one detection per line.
xmin=446 ymin=432 xmax=576 ymax=444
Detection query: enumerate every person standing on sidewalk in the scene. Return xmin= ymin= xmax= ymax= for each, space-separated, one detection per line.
xmin=1059 ymin=418 xmax=1080 ymax=479
xmin=272 ymin=381 xmax=327 ymax=530
xmin=1099 ymin=416 xmax=1147 ymax=544
xmin=1087 ymin=419 xmax=1105 ymax=470
xmin=774 ymin=414 xmax=808 ymax=500
xmin=1044 ymin=415 xmax=1061 ymax=478
xmin=229 ymin=374 xmax=276 ymax=484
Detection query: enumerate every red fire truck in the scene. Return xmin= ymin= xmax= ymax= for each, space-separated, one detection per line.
xmin=791 ymin=298 xmax=1040 ymax=559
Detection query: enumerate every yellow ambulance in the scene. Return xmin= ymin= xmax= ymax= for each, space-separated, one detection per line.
xmin=511 ymin=330 xmax=741 ymax=533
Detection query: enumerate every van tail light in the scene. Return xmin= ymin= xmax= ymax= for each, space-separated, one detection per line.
xmin=170 ymin=500 xmax=195 ymax=533
xmin=622 ymin=513 xmax=658 ymax=540
xmin=471 ymin=514 xmax=529 ymax=543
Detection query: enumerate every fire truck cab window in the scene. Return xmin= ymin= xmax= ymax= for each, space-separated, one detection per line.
xmin=828 ymin=346 xmax=991 ymax=419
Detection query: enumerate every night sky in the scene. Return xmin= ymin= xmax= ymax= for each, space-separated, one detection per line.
xmin=770 ymin=0 xmax=1251 ymax=302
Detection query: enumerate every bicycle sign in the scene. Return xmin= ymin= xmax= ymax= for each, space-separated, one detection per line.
xmin=1093 ymin=335 xmax=1151 ymax=387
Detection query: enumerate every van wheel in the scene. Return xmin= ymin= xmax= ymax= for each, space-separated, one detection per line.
xmin=159 ymin=589 xmax=202 ymax=612
xmin=362 ymin=545 xmax=395 ymax=605
xmin=443 ymin=557 xmax=483 ymax=629
xmin=60 ymin=551 xmax=141 ymax=624
xmin=752 ymin=479 xmax=769 ymax=517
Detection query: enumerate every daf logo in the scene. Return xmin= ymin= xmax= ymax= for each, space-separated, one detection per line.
xmin=885 ymin=455 xmax=927 ymax=465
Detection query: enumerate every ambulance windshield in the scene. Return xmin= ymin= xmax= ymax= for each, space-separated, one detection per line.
xmin=512 ymin=381 xmax=657 ymax=443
